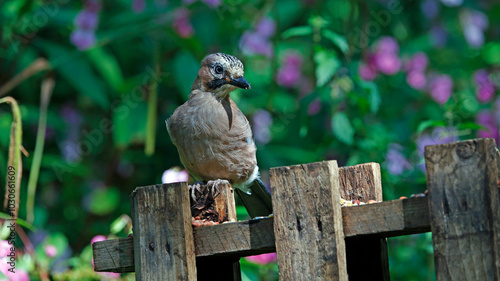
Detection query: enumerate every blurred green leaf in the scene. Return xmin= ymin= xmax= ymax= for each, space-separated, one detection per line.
xmin=37 ymin=41 xmax=109 ymax=109
xmin=87 ymin=48 xmax=124 ymax=92
xmin=113 ymin=100 xmax=147 ymax=148
xmin=110 ymin=215 xmax=131 ymax=234
xmin=88 ymin=187 xmax=120 ymax=216
xmin=416 ymin=120 xmax=446 ymax=134
xmin=314 ymin=48 xmax=340 ymax=87
xmin=331 ymin=112 xmax=354 ymax=145
xmin=457 ymin=122 xmax=483 ymax=131
xmin=173 ymin=51 xmax=199 ymax=100
xmin=322 ymin=30 xmax=349 ymax=53
xmin=282 ymin=26 xmax=313 ymax=39
xmin=482 ymin=42 xmax=500 ymax=64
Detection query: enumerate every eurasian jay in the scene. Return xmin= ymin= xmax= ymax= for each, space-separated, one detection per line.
xmin=166 ymin=53 xmax=273 ymax=218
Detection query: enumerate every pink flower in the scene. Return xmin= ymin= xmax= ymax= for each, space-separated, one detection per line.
xmin=374 ymin=53 xmax=401 ymax=75
xmin=375 ymin=37 xmax=399 ymax=54
xmin=172 ymin=8 xmax=194 ymax=38
xmin=44 ymin=245 xmax=58 ymax=258
xmin=407 ymin=71 xmax=427 ymax=90
xmin=404 ymin=52 xmax=428 ymax=72
xmin=429 ymin=74 xmax=453 ymax=104
xmin=91 ymin=235 xmax=107 ymax=245
xmin=245 ymin=253 xmax=277 ymax=265
xmin=358 ymin=63 xmax=377 ymax=81
xmin=0 ymin=241 xmax=10 ymax=258
xmin=162 ymin=168 xmax=189 ymax=184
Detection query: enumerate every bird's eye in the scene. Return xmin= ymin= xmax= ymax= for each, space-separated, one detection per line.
xmin=214 ymin=65 xmax=224 ymax=75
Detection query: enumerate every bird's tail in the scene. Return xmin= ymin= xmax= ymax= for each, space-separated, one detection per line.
xmin=234 ymin=178 xmax=273 ymax=218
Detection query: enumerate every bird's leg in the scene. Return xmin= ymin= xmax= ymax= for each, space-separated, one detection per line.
xmin=206 ymin=179 xmax=229 ymax=198
xmin=189 ymin=182 xmax=204 ymax=202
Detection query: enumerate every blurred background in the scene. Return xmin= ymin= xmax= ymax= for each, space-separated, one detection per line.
xmin=1 ymin=0 xmax=498 ymax=280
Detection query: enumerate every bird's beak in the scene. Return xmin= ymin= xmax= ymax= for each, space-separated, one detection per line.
xmin=227 ymin=77 xmax=251 ymax=89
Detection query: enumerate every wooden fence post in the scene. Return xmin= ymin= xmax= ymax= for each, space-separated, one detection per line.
xmin=196 ymin=182 xmax=241 ymax=281
xmin=270 ymin=160 xmax=348 ymax=281
xmin=425 ymin=138 xmax=500 ymax=281
xmin=131 ymin=183 xmax=197 ymax=281
xmin=340 ymin=163 xmax=390 ymax=281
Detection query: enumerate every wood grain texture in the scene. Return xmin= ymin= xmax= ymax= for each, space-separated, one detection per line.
xmin=339 ymin=162 xmax=383 ymax=202
xmin=340 ymin=163 xmax=389 ymax=281
xmin=213 ymin=182 xmax=237 ymax=223
xmin=425 ymin=138 xmax=500 ymax=281
xmin=130 ymin=183 xmax=196 ymax=281
xmin=93 ymin=197 xmax=431 ymax=273
xmin=197 ymin=182 xmax=240 ymax=281
xmin=270 ymin=161 xmax=348 ymax=281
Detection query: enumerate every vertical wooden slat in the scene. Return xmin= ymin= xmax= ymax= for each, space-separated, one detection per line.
xmin=197 ymin=183 xmax=241 ymax=281
xmin=425 ymin=138 xmax=500 ymax=281
xmin=270 ymin=160 xmax=348 ymax=281
xmin=340 ymin=163 xmax=390 ymax=281
xmin=131 ymin=183 xmax=197 ymax=281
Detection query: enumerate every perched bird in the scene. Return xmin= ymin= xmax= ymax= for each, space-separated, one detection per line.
xmin=166 ymin=53 xmax=273 ymax=218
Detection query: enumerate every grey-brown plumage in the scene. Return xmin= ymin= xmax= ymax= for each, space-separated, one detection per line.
xmin=166 ymin=53 xmax=272 ymax=217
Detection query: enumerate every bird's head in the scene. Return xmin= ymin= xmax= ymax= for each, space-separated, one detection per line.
xmin=192 ymin=53 xmax=251 ymax=99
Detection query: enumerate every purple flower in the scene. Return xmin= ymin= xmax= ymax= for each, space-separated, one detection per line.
xmin=201 ymin=0 xmax=221 ymax=8
xmin=474 ymin=69 xmax=495 ymax=103
xmin=429 ymin=74 xmax=453 ymax=104
xmin=384 ymin=143 xmax=412 ymax=175
xmin=476 ymin=110 xmax=499 ymax=143
xmin=44 ymin=244 xmax=58 ymax=258
xmin=245 ymin=253 xmax=277 ymax=265
xmin=407 ymin=71 xmax=427 ymax=90
xmin=173 ymin=8 xmax=194 ymax=38
xmin=240 ymin=31 xmax=273 ymax=58
xmin=85 ymin=0 xmax=102 ymax=12
xmin=276 ymin=53 xmax=303 ymax=88
xmin=375 ymin=37 xmax=399 ymax=54
xmin=404 ymin=52 xmax=428 ymax=73
xmin=70 ymin=28 xmax=96 ymax=50
xmin=374 ymin=53 xmax=401 ymax=75
xmin=308 ymin=99 xmax=322 ymax=116
xmin=431 ymin=25 xmax=447 ymax=47
xmin=416 ymin=127 xmax=459 ymax=171
xmin=75 ymin=10 xmax=99 ymax=29
xmin=162 ymin=167 xmax=189 ymax=184
xmin=253 ymin=110 xmax=272 ymax=145
xmin=421 ymin=0 xmax=440 ymax=19
xmin=255 ymin=17 xmax=276 ymax=38
xmin=132 ymin=0 xmax=146 ymax=13
xmin=461 ymin=10 xmax=488 ymax=48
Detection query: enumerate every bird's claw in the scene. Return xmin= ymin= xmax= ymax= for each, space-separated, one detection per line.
xmin=189 ymin=183 xmax=202 ymax=202
xmin=206 ymin=179 xmax=229 ymax=198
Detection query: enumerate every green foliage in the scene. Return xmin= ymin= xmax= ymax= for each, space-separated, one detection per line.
xmin=1 ymin=0 xmax=499 ymax=279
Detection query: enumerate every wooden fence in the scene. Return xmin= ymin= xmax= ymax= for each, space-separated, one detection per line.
xmin=92 ymin=138 xmax=500 ymax=281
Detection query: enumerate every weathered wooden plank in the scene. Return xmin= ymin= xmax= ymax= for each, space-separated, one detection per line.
xmin=341 ymin=163 xmax=389 ymax=281
xmin=131 ymin=183 xmax=197 ymax=281
xmin=425 ymin=138 xmax=500 ymax=281
xmin=270 ymin=161 xmax=348 ymax=281
xmin=339 ymin=162 xmax=383 ymax=202
xmin=93 ymin=236 xmax=134 ymax=273
xmin=196 ymin=182 xmax=240 ymax=281
xmin=93 ymin=197 xmax=431 ymax=273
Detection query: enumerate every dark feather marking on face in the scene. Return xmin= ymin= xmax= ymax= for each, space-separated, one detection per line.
xmin=207 ymin=78 xmax=228 ymax=89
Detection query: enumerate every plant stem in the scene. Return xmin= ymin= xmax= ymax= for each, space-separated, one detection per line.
xmin=145 ymin=41 xmax=160 ymax=156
